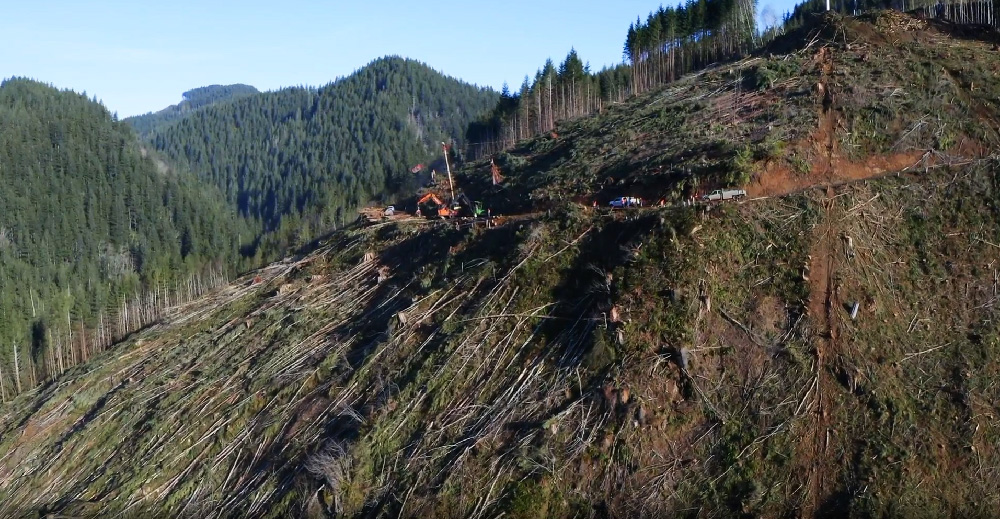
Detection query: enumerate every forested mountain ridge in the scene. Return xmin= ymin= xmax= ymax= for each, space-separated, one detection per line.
xmin=125 ymin=83 xmax=260 ymax=136
xmin=0 ymin=77 xmax=253 ymax=392
xmin=139 ymin=56 xmax=497 ymax=247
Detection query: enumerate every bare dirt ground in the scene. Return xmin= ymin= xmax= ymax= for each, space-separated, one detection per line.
xmin=749 ymin=150 xmax=929 ymax=199
xmin=748 ymin=44 xmax=931 ymax=201
xmin=792 ymin=45 xmax=848 ymax=518
xmin=799 ymin=186 xmax=843 ymax=518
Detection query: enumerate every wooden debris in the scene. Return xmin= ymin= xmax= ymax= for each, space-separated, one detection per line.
xmin=901 ymin=343 xmax=951 ymax=362
xmin=698 ymin=280 xmax=712 ymax=315
xmin=872 ymin=10 xmax=927 ymax=33
xmin=664 ymin=379 xmax=681 ymax=402
xmin=679 ymin=348 xmax=691 ymax=370
xmin=720 ymin=309 xmax=763 ymax=346
xmin=841 ymin=233 xmax=855 ymax=259
xmin=602 ymin=383 xmax=618 ymax=410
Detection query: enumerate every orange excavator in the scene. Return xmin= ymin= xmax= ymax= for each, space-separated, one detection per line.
xmin=417 ymin=143 xmax=463 ymax=219
xmin=417 ymin=192 xmax=459 ymax=218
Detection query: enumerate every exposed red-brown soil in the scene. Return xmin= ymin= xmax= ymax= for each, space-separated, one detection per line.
xmin=749 ymin=149 xmax=929 ymax=199
xmin=748 ymin=44 xmax=935 ymax=202
xmin=798 ymin=187 xmax=842 ymax=518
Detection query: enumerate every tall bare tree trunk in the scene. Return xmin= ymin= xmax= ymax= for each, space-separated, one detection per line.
xmin=535 ymin=90 xmax=542 ymax=134
xmin=98 ymin=312 xmax=105 ymax=352
xmin=28 ymin=347 xmax=36 ymax=388
xmin=12 ymin=342 xmax=22 ymax=394
xmin=547 ymin=74 xmax=553 ymax=130
xmin=53 ymin=329 xmax=64 ymax=375
xmin=67 ymin=304 xmax=75 ymax=368
xmin=80 ymin=322 xmax=88 ymax=363
xmin=120 ymin=294 xmax=127 ymax=339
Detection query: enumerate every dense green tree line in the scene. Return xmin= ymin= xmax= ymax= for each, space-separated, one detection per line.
xmin=769 ymin=0 xmax=998 ymax=40
xmin=0 ymin=78 xmax=253 ymax=392
xmin=779 ymin=0 xmax=873 ymax=28
xmin=465 ymin=52 xmax=634 ymax=158
xmin=179 ymin=84 xmax=260 ymax=110
xmin=466 ymin=0 xmax=758 ymax=158
xmin=625 ymin=0 xmax=759 ymax=93
xmin=126 ymin=84 xmax=260 ymax=136
xmin=138 ymin=57 xmax=497 ymax=251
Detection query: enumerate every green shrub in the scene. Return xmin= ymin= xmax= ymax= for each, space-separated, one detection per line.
xmin=501 ymin=477 xmax=564 ymax=519
xmin=788 ymin=154 xmax=810 ymax=175
xmin=727 ymin=144 xmax=754 ymax=186
xmin=751 ymin=65 xmax=779 ymax=91
xmin=497 ymin=151 xmax=529 ymax=171
xmin=756 ymin=137 xmax=786 ymax=161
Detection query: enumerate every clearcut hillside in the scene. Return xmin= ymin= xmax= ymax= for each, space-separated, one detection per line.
xmin=455 ymin=11 xmax=1000 ymax=214
xmin=2 ymin=12 xmax=1000 ymax=519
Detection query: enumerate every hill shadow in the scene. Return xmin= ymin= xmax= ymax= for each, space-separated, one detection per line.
xmin=925 ymin=17 xmax=1000 ymax=45
xmin=536 ymin=214 xmax=663 ymax=372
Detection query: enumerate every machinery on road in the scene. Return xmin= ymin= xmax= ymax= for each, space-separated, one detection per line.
xmin=358 ymin=205 xmax=397 ymax=223
xmin=417 ymin=192 xmax=459 ymax=218
xmin=457 ymin=192 xmax=485 ymax=218
xmin=416 ymin=142 xmax=488 ymax=220
xmin=701 ymin=188 xmax=746 ymax=202
xmin=609 ymin=196 xmax=643 ymax=208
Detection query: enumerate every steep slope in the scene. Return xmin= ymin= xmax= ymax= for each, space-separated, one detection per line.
xmin=458 ymin=11 xmax=999 ymax=213
xmin=0 ymin=78 xmax=253 ymax=397
xmin=3 ymin=12 xmax=1000 ymax=519
xmin=125 ymin=84 xmax=260 ymax=136
xmin=4 ymin=160 xmax=1000 ymax=518
xmin=139 ymin=57 xmax=497 ymax=241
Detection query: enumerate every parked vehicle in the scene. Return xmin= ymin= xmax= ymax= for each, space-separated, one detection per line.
xmin=609 ymin=196 xmax=643 ymax=208
xmin=358 ymin=205 xmax=398 ymax=223
xmin=701 ymin=189 xmax=746 ymax=202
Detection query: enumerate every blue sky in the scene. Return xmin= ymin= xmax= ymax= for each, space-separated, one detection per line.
xmin=1 ymin=0 xmax=799 ymax=118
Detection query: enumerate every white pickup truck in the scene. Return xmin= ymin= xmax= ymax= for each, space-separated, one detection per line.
xmin=701 ymin=188 xmax=746 ymax=202
xmin=609 ymin=196 xmax=643 ymax=208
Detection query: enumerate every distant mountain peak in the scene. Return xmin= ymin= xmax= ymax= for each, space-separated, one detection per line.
xmin=181 ymin=84 xmax=259 ymax=106
xmin=125 ymin=84 xmax=260 ymax=136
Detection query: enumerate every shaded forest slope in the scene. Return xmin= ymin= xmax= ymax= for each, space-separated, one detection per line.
xmin=0 ymin=78 xmax=253 ymax=389
xmin=3 ymin=12 xmax=1000 ymax=519
xmin=135 ymin=57 xmax=497 ymax=244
